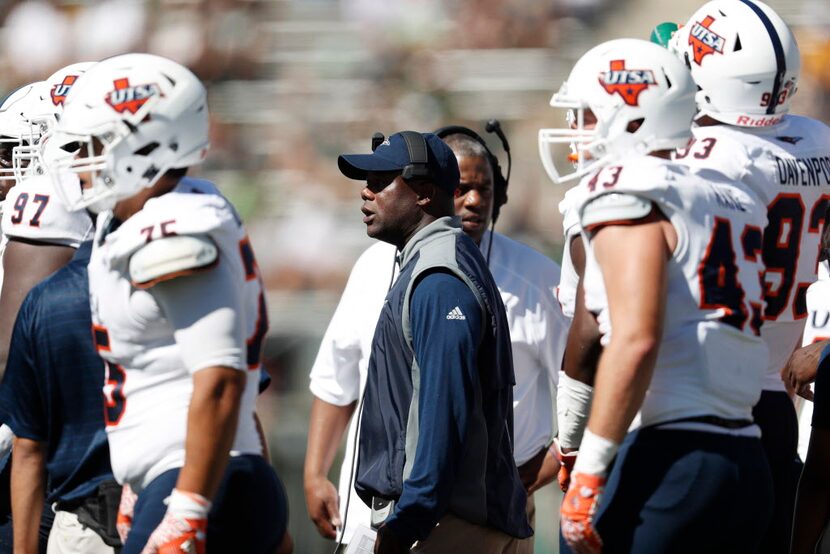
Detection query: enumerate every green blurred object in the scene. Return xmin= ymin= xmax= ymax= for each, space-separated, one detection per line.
xmin=650 ymin=22 xmax=679 ymax=48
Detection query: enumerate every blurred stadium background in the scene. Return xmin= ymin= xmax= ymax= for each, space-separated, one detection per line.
xmin=0 ymin=0 xmax=826 ymax=551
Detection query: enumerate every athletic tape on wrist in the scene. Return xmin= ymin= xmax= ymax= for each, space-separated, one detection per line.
xmin=168 ymin=489 xmax=211 ymax=519
xmin=557 ymin=372 xmax=594 ymax=450
xmin=573 ymin=429 xmax=618 ymax=477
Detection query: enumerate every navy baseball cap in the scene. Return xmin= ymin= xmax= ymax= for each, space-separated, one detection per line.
xmin=338 ymin=131 xmax=460 ymax=194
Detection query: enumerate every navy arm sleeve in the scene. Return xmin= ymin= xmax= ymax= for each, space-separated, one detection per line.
xmin=383 ymin=271 xmax=483 ymax=545
xmin=0 ymin=290 xmax=45 ymax=441
xmin=812 ymin=343 xmax=830 ymax=429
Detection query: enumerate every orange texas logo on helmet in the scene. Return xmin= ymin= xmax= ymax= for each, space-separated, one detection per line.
xmin=598 ymin=60 xmax=656 ymax=107
xmin=688 ymin=15 xmax=725 ymax=65
xmin=105 ymin=78 xmax=162 ymax=115
xmin=51 ymin=75 xmax=80 ymax=106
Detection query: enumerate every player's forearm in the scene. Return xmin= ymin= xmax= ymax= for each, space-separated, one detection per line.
xmin=585 ymin=219 xmax=669 ymax=446
xmin=587 ymin=335 xmax=659 ymax=444
xmin=562 ymin=279 xmax=603 ymax=385
xmin=304 ymin=397 xmax=356 ymax=484
xmin=177 ymin=366 xmax=245 ymax=499
xmin=558 ymin=284 xmax=601 ymax=451
xmin=11 ymin=437 xmax=46 ymax=554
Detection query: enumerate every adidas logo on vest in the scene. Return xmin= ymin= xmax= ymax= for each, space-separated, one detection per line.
xmin=446 ymin=306 xmax=466 ymax=320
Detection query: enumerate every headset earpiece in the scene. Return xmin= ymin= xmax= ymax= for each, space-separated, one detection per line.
xmin=434 ymin=123 xmax=510 ymax=223
xmin=399 ymin=131 xmax=431 ymax=180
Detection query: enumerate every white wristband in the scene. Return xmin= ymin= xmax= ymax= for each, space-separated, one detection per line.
xmin=167 ymin=489 xmax=212 ymax=519
xmin=557 ymin=372 xmax=594 ymax=450
xmin=573 ymin=429 xmax=619 ymax=477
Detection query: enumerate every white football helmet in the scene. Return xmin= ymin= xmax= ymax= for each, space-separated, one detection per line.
xmin=669 ymin=0 xmax=800 ymax=127
xmin=49 ymin=53 xmax=209 ymax=213
xmin=0 ymin=82 xmax=53 ymax=188
xmin=13 ymin=62 xmax=95 ymax=181
xmin=539 ymin=38 xmax=696 ymax=184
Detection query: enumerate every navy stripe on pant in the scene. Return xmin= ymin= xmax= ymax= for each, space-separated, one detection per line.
xmin=124 ymin=455 xmax=288 ymax=554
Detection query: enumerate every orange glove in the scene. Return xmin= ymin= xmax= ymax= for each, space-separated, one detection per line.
xmin=141 ymin=489 xmax=210 ymax=554
xmin=560 ymin=472 xmax=605 ymax=554
xmin=552 ymin=438 xmax=578 ymax=493
xmin=117 ymin=483 xmax=138 ymax=544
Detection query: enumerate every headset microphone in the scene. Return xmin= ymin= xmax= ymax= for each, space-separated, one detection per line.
xmin=371 ymin=132 xmax=385 ymax=152
xmin=485 ymin=119 xmax=512 ymax=184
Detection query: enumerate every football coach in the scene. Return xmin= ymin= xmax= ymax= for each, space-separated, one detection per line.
xmin=337 ymin=131 xmax=532 ymax=553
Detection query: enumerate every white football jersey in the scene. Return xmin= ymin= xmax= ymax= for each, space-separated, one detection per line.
xmin=579 ymin=156 xmax=769 ymax=427
xmin=677 ymin=115 xmax=830 ymax=390
xmin=87 ymin=177 xmax=263 ymax=490
xmin=2 ymin=175 xmax=93 ymax=248
xmin=557 ymin=184 xmax=589 ymax=319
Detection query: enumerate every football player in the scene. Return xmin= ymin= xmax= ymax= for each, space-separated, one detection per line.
xmin=553 ymin=38 xmax=771 ymax=552
xmin=539 ymin=51 xmax=604 ymax=501
xmin=0 ymin=64 xmax=95 ymax=370
xmin=47 ymin=53 xmax=291 ymax=554
xmin=0 ymin=63 xmax=95 ymax=552
xmin=667 ymin=2 xmax=830 ymax=550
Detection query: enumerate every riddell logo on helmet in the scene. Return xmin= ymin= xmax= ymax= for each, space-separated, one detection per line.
xmin=735 ymin=114 xmax=784 ymax=127
xmin=599 ymin=60 xmax=656 ymax=106
xmin=688 ymin=16 xmax=725 ymax=65
xmin=105 ymin=78 xmax=161 ymax=115
xmin=51 ymin=75 xmax=79 ymax=106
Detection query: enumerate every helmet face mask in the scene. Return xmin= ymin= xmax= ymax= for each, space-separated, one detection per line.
xmin=0 ymin=63 xmax=95 ymax=188
xmin=538 ymin=87 xmax=602 ymax=185
xmin=0 ymin=82 xmax=53 ymax=190
xmin=539 ymin=38 xmax=697 ymax=185
xmin=48 ymin=53 xmax=209 ymax=213
xmin=0 ymin=136 xmax=22 ymax=190
xmin=50 ymin=127 xmax=122 ymax=213
xmin=669 ymin=0 xmax=800 ymax=127
xmin=13 ymin=115 xmax=53 ymax=181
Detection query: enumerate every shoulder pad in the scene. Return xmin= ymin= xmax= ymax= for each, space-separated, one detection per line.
xmin=129 ymin=234 xmax=218 ymax=289
xmin=103 ymin=188 xmax=237 ymax=266
xmin=580 ymin=193 xmax=652 ymax=232
xmin=560 ymin=183 xmax=589 ymax=235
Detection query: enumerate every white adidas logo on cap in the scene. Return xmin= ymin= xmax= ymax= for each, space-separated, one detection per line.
xmin=446 ymin=306 xmax=466 ymax=320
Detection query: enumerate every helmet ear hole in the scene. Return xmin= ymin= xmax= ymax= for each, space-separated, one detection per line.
xmin=134 ymin=142 xmax=159 ymax=156
xmin=734 ymin=34 xmax=742 ymax=52
xmin=626 ymin=118 xmax=645 ymax=134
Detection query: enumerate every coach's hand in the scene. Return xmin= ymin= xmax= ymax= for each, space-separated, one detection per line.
xmin=117 ymin=483 xmax=138 ymax=544
xmin=374 ymin=524 xmax=410 ymax=554
xmin=552 ymin=438 xmax=578 ymax=493
xmin=141 ymin=489 xmax=209 ymax=554
xmin=561 ymin=472 xmax=604 ymax=554
xmin=521 ymin=446 xmax=561 ymax=495
xmin=305 ymin=476 xmax=342 ymax=539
